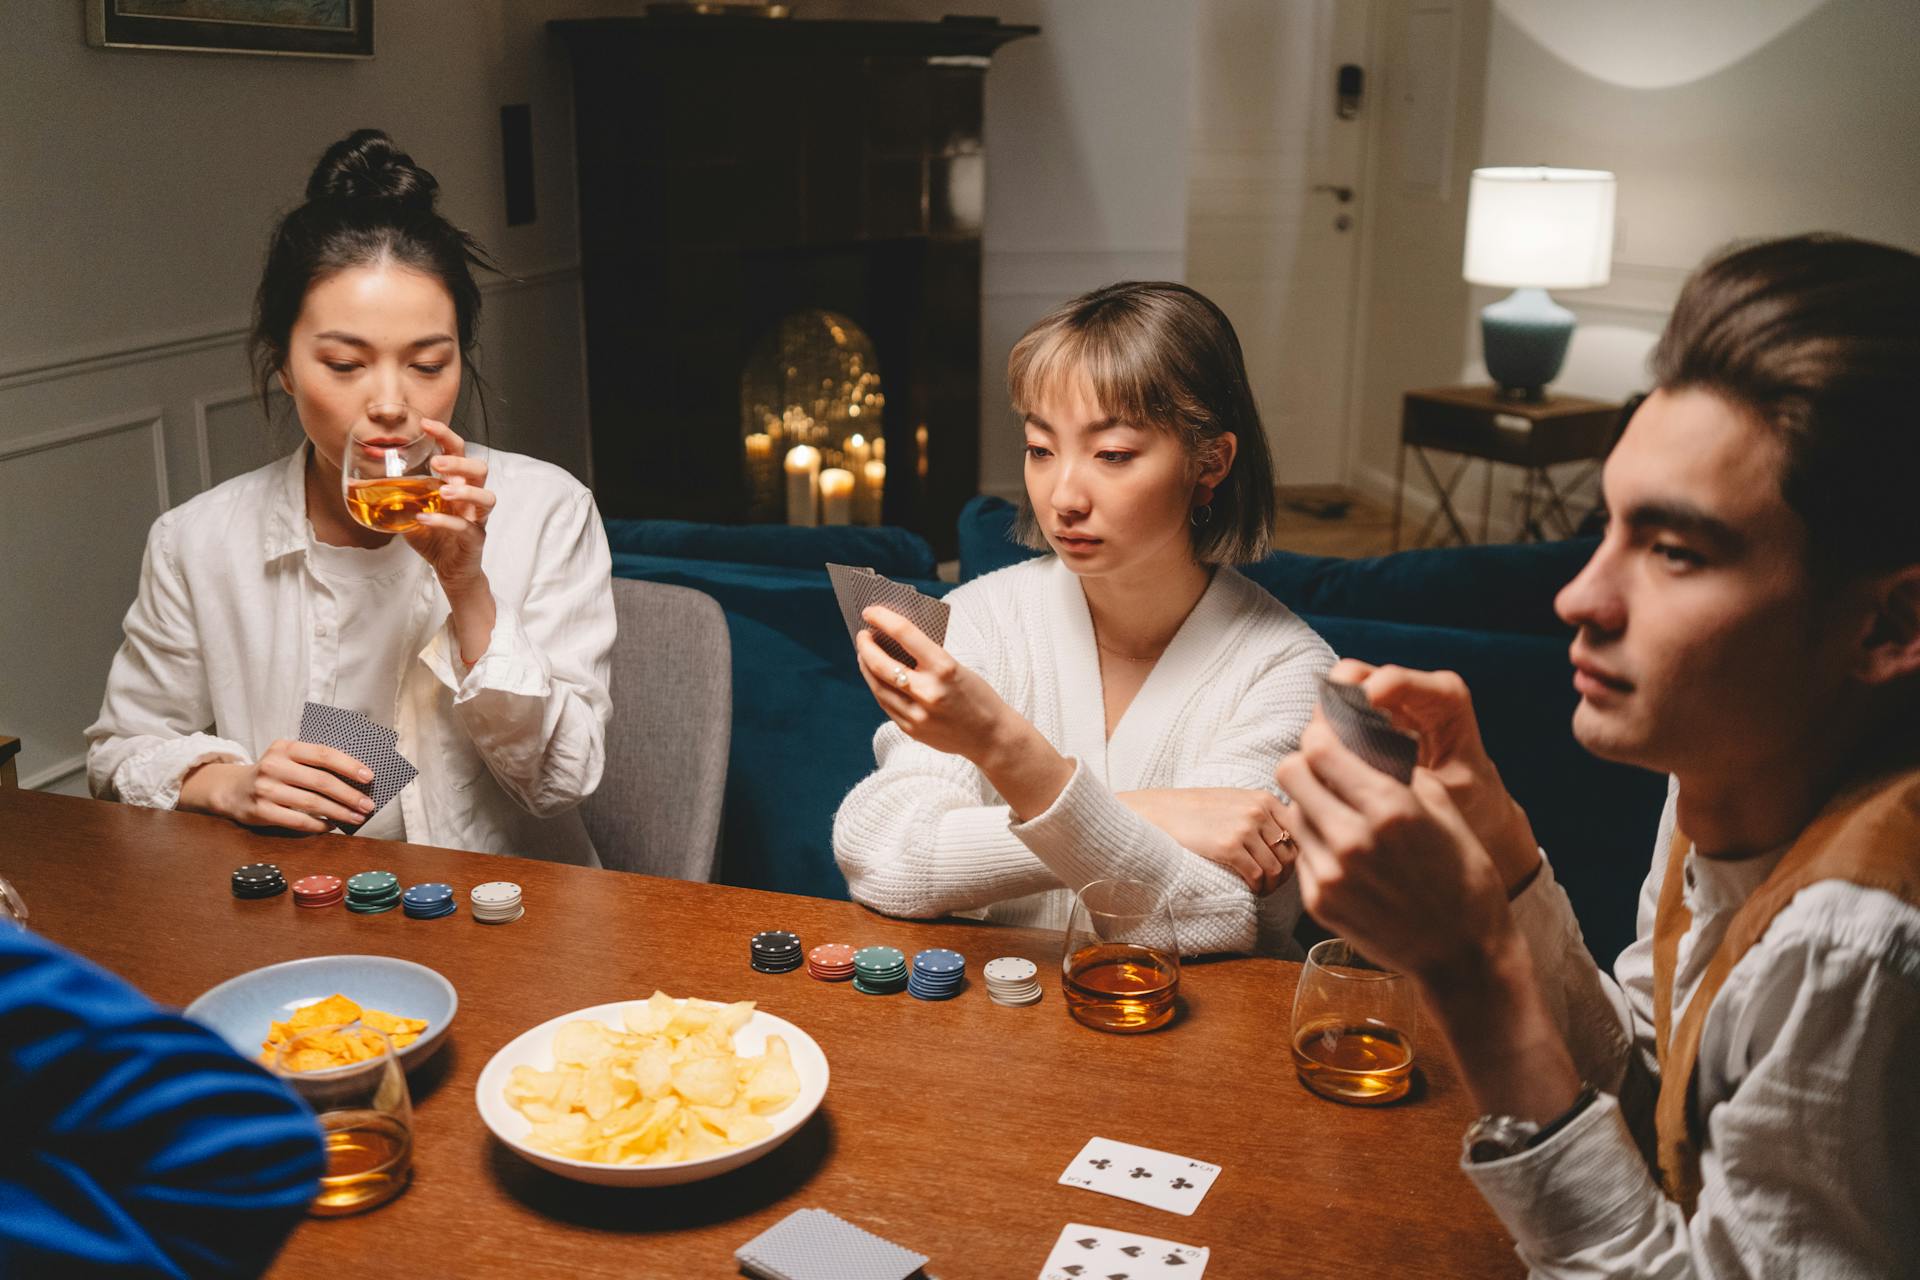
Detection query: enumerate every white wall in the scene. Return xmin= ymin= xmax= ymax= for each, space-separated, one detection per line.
xmin=1348 ymin=0 xmax=1920 ymax=535
xmin=0 ymin=1 xmax=589 ymax=791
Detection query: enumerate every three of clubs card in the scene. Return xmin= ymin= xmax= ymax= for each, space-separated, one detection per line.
xmin=825 ymin=562 xmax=950 ymax=668
xmin=1058 ymin=1137 xmax=1221 ymax=1216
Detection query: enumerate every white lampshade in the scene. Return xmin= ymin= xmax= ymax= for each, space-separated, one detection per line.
xmin=1463 ymin=167 xmax=1616 ymax=290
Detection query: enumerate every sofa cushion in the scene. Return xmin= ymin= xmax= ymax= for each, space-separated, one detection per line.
xmin=956 ymin=495 xmax=1596 ymax=636
xmin=604 ymin=518 xmax=940 ymax=581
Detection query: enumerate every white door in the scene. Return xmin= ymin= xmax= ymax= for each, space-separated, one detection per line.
xmin=1185 ymin=0 xmax=1373 ymax=487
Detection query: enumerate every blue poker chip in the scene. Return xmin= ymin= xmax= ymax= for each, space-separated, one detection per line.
xmin=912 ymin=948 xmax=966 ymax=975
xmin=403 ymin=882 xmax=454 ymax=904
xmin=404 ymin=898 xmax=458 ymax=919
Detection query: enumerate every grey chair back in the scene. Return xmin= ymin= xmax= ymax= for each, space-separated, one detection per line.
xmin=581 ymin=579 xmax=731 ymax=881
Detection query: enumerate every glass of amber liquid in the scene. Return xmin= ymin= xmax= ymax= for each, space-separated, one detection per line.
xmin=1290 ymin=938 xmax=1417 ymax=1105
xmin=342 ymin=415 xmax=442 ymax=533
xmin=273 ymin=1025 xmax=414 ymax=1216
xmin=1062 ymin=878 xmax=1180 ymax=1033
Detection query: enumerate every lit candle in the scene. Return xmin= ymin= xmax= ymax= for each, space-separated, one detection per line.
xmin=745 ymin=432 xmax=771 ymax=461
xmin=861 ymin=458 xmax=886 ymax=524
xmin=820 ymin=467 xmax=854 ymax=524
xmin=784 ymin=444 xmax=820 ymax=526
xmin=871 ymin=436 xmax=886 ymax=463
xmin=845 ymin=432 xmax=871 ymax=476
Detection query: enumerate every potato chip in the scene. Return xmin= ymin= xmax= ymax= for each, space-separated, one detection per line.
xmin=506 ymin=992 xmax=802 ymax=1165
xmin=259 ymin=993 xmax=429 ymax=1068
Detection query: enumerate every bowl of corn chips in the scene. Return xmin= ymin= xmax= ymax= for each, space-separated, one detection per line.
xmin=183 ymin=954 xmax=456 ymax=1072
xmin=476 ymin=992 xmax=828 ymax=1186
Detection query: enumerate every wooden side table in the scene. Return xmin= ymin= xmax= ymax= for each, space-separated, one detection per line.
xmin=1394 ymin=385 xmax=1623 ymax=548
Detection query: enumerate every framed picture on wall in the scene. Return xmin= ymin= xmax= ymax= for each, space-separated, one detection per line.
xmin=86 ymin=1 xmax=374 ymax=58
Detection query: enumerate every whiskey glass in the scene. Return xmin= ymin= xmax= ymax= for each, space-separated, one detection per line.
xmin=1290 ymin=938 xmax=1418 ymax=1104
xmin=273 ymin=1025 xmax=414 ymax=1215
xmin=1061 ymin=878 xmax=1180 ymax=1033
xmin=341 ymin=415 xmax=442 ymax=533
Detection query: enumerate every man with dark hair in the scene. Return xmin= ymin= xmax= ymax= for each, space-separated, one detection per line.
xmin=1277 ymin=234 xmax=1920 ymax=1276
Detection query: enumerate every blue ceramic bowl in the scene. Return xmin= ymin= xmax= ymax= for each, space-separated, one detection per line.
xmin=184 ymin=954 xmax=457 ymax=1071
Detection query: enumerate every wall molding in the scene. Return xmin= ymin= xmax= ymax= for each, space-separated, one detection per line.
xmin=0 ymin=405 xmax=170 ymax=510
xmin=21 ymin=752 xmax=87 ymax=793
xmin=192 ymin=385 xmax=259 ymax=492
xmin=0 ymin=261 xmax=582 ymax=392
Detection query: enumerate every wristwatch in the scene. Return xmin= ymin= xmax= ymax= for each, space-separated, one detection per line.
xmin=1464 ymin=1083 xmax=1599 ymax=1164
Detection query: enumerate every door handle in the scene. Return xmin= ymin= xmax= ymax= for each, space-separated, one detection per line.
xmin=1312 ymin=184 xmax=1355 ymax=203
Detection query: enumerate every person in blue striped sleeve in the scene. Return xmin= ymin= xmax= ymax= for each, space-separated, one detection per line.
xmin=1 ymin=926 xmax=325 ymax=1278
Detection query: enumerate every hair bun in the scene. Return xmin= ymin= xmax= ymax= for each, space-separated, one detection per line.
xmin=306 ymin=128 xmax=439 ymax=212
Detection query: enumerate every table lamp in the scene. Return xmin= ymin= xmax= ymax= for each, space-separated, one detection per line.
xmin=1463 ymin=166 xmax=1616 ymax=400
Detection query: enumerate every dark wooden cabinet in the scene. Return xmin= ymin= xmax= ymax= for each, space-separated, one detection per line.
xmin=550 ymin=15 xmax=1036 ymax=554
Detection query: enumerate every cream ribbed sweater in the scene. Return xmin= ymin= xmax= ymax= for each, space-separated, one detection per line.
xmin=832 ymin=556 xmax=1335 ymax=956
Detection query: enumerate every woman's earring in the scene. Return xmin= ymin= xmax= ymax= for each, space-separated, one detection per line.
xmin=1190 ymin=503 xmax=1214 ymax=528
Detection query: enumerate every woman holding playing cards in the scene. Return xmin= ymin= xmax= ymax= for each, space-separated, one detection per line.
xmin=86 ymin=130 xmax=614 ymax=864
xmin=834 ymin=282 xmax=1335 ymax=954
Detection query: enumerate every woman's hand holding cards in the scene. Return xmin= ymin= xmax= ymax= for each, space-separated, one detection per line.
xmin=402 ymin=419 xmax=497 ymax=664
xmin=856 ymin=605 xmax=1074 ymax=821
xmin=179 ymin=740 xmax=375 ymax=833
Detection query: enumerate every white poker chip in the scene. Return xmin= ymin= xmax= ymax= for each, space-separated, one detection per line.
xmin=471 ymin=881 xmax=522 ymax=905
xmin=983 ymin=957 xmax=1038 ymax=983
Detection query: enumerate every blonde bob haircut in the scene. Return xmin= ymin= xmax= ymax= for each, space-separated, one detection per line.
xmin=1007 ymin=281 xmax=1275 ymax=565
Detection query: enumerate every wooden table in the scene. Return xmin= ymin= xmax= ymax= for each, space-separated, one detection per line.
xmin=1395 ymin=385 xmax=1622 ymax=548
xmin=2 ymin=790 xmax=1519 ymax=1278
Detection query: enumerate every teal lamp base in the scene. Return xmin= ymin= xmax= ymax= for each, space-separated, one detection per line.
xmin=1480 ymin=287 xmax=1574 ymax=400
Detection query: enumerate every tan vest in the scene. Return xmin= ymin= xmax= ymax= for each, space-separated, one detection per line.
xmin=1652 ymin=764 xmax=1920 ymax=1212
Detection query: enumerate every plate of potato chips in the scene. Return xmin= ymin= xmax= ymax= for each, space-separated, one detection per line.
xmin=476 ymin=992 xmax=829 ymax=1187
xmin=183 ymin=954 xmax=456 ymax=1072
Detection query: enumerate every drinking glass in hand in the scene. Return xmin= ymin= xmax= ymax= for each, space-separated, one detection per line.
xmin=273 ymin=1025 xmax=414 ymax=1215
xmin=1062 ymin=878 xmax=1180 ymax=1033
xmin=342 ymin=416 xmax=442 ymax=533
xmin=1290 ymin=938 xmax=1417 ymax=1105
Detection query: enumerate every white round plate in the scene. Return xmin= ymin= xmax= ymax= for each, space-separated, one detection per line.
xmin=475 ymin=998 xmax=829 ymax=1187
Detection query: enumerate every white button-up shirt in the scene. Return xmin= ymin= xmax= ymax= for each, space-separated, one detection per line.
xmin=1466 ymin=780 xmax=1920 ymax=1276
xmin=86 ymin=446 xmax=615 ymax=866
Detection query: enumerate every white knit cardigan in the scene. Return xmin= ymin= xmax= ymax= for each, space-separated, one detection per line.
xmin=832 ymin=555 xmax=1336 ymax=956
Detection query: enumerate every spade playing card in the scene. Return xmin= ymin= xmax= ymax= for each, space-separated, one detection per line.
xmin=1039 ymin=1222 xmax=1209 ymax=1280
xmin=1317 ymin=675 xmax=1418 ymax=783
xmin=823 ymin=561 xmax=951 ymax=668
xmin=1059 ymin=1137 xmax=1221 ymax=1216
xmin=297 ymin=701 xmax=417 ymax=834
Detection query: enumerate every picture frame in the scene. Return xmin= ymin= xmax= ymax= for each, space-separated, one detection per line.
xmin=86 ymin=1 xmax=374 ymax=59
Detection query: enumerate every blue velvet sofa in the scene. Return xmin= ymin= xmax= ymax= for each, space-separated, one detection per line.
xmin=606 ymin=498 xmax=1667 ymax=964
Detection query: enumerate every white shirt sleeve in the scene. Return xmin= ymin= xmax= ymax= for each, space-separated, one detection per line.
xmin=85 ymin=514 xmax=252 ymax=809
xmin=418 ymin=489 xmax=614 ymax=818
xmin=832 ymin=605 xmax=1328 ymax=955
xmin=1464 ymin=906 xmax=1920 ymax=1278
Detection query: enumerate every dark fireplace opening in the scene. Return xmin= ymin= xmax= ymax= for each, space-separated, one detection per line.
xmin=552 ymin=14 xmax=1037 ymax=558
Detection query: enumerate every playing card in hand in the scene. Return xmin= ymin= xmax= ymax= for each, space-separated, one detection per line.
xmin=297 ymin=701 xmax=417 ymax=833
xmin=1040 ymin=1221 xmax=1209 ymax=1279
xmin=1059 ymin=1137 xmax=1222 ymax=1216
xmin=1316 ymin=675 xmax=1418 ymax=783
xmin=824 ymin=562 xmax=951 ymax=668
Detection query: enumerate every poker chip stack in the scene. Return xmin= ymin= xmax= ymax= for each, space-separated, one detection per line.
xmin=750 ymin=930 xmax=803 ymax=974
xmin=402 ymin=882 xmax=456 ymax=920
xmin=230 ymin=863 xmax=287 ymax=900
xmin=908 ymin=948 xmax=966 ymax=1001
xmin=470 ymin=881 xmax=524 ymax=924
xmin=345 ymin=870 xmax=401 ymax=914
xmin=983 ymin=956 xmax=1043 ymax=1006
xmin=851 ymin=945 xmax=908 ymax=995
xmin=292 ymin=874 xmax=344 ymax=909
xmin=806 ymin=943 xmax=856 ymax=982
